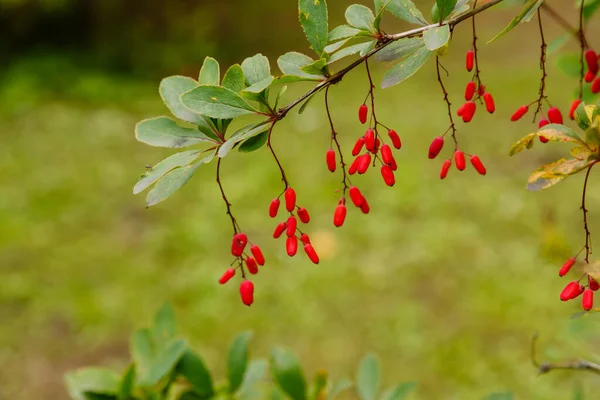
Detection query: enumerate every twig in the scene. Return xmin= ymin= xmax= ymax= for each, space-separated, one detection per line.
xmin=216 ymin=158 xmax=240 ymax=234
xmin=581 ymin=164 xmax=595 ymax=263
xmin=533 ymin=10 xmax=548 ymax=121
xmin=436 ymin=56 xmax=458 ymax=149
xmin=266 ymin=122 xmax=289 ymax=188
xmin=325 ymin=86 xmax=351 ymax=194
xmin=531 ymin=333 xmax=600 ymax=376
xmin=578 ymin=0 xmax=586 ymax=100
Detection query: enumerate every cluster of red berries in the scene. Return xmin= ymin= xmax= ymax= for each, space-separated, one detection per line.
xmin=218 ymin=232 xmax=266 ymax=306
xmin=511 ymin=104 xmax=564 ymax=143
xmin=585 ymin=48 xmax=600 ymax=94
xmin=333 ymin=186 xmax=369 ymax=227
xmin=427 ymin=136 xmax=486 ymax=179
xmin=558 ymin=256 xmax=598 ymax=311
xmin=457 ymin=50 xmax=495 ymax=122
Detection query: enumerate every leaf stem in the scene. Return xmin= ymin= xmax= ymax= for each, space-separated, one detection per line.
xmin=435 ymin=56 xmax=458 ymax=149
xmin=581 ymin=163 xmax=595 ymax=263
xmin=325 ymin=85 xmax=351 ymax=195
xmin=216 ymin=158 xmax=240 ymax=234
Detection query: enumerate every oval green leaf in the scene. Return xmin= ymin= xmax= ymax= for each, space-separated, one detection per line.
xmin=374 ymin=37 xmax=424 ymax=62
xmin=219 ymin=122 xmax=271 ymax=157
xmin=383 ymin=0 xmax=427 ymax=26
xmin=117 ymin=365 xmax=135 ymax=400
xmin=423 ymin=24 xmax=450 ymax=51
xmin=239 ymin=130 xmax=269 ymax=153
xmin=435 ymin=0 xmax=458 ymax=21
xmin=277 ymin=52 xmax=325 ymax=81
xmin=381 ymin=46 xmax=432 ymax=88
xmin=345 ymin=4 xmax=376 ymax=32
xmin=177 ymin=350 xmax=215 ymax=397
xmin=134 ymin=150 xmax=201 ymax=195
xmin=356 ymin=353 xmax=380 ymax=400
xmin=299 ymin=0 xmax=329 ymax=57
xmin=65 ymin=368 xmax=119 ymax=399
xmin=242 ymin=54 xmax=272 ymax=87
xmin=143 ymin=339 xmax=187 ymax=387
xmin=199 ymin=57 xmax=220 ymax=85
xmin=228 ymin=331 xmax=253 ymax=394
xmin=380 ymin=382 xmax=417 ymax=400
xmin=270 ymin=347 xmax=307 ymax=400
xmin=527 ymin=157 xmax=594 ymax=191
xmin=136 ymin=117 xmax=215 ymax=148
xmin=181 ymin=85 xmax=260 ymax=119
xmin=222 ymin=64 xmax=246 ymax=93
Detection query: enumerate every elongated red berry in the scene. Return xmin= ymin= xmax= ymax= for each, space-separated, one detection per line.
xmin=250 ymin=245 xmax=265 ymax=266
xmin=592 ymin=77 xmax=600 ymax=94
xmin=511 ymin=105 xmax=529 ymax=121
xmin=465 ymin=81 xmax=476 ymax=101
xmin=269 ymin=198 xmax=280 ymax=218
xmin=373 ymin=138 xmax=381 ymax=154
xmin=388 ymin=129 xmax=401 ymax=149
xmin=454 ymin=151 xmax=466 ymax=171
xmin=333 ymin=204 xmax=347 ymax=227
xmin=381 ymin=144 xmax=394 ymax=166
xmin=352 ymin=137 xmax=366 ymax=156
xmin=457 ymin=103 xmax=466 ymax=117
xmin=273 ymin=222 xmax=286 ymax=239
xmin=547 ymin=107 xmax=563 ymax=124
xmin=539 ymin=119 xmax=549 ymax=128
xmin=388 ymin=157 xmax=398 ymax=171
xmin=478 ymin=84 xmax=486 ymax=96
xmin=462 ymin=101 xmax=476 ymax=123
xmin=583 ymin=289 xmax=594 ymax=311
xmin=440 ymin=159 xmax=452 ymax=179
xmin=285 ymin=188 xmax=296 ymax=212
xmin=286 ymin=236 xmax=298 ymax=256
xmin=585 ymin=49 xmax=598 ymax=74
xmin=559 ymin=257 xmax=576 ymax=277
xmin=303 ymin=243 xmax=320 ymax=264
xmin=349 ymin=186 xmax=364 ymax=207
xmin=381 ymin=165 xmax=395 ymax=186
xmin=231 ymin=233 xmax=248 ymax=257
xmin=360 ymin=198 xmax=370 ymax=214
xmin=466 ymin=50 xmax=474 ymax=72
xmin=585 ymin=70 xmax=596 ymax=83
xmin=349 ymin=157 xmax=360 ymax=175
xmin=428 ymin=136 xmax=444 ymax=159
xmin=357 ymin=153 xmax=371 ymax=174
xmin=569 ymin=99 xmax=582 ymax=120
xmin=560 ymin=281 xmax=584 ymax=301
xmin=364 ymin=129 xmax=375 ymax=152
xmin=286 ymin=216 xmax=297 ymax=237
xmin=483 ymin=92 xmax=495 ymax=114
xmin=219 ymin=268 xmax=235 ymax=284
xmin=589 ymin=276 xmax=600 ymax=291
xmin=326 ymin=149 xmax=336 ymax=172
xmin=296 ymin=208 xmax=309 ymax=224
xmin=300 ymin=233 xmax=311 ymax=245
xmin=240 ymin=280 xmax=254 ymax=306
xmin=359 ymin=104 xmax=368 ymax=124
xmin=470 ymin=155 xmax=486 ymax=175
xmin=246 ymin=257 xmax=258 ymax=274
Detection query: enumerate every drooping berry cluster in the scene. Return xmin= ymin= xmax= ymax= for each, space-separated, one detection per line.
xmin=511 ymin=104 xmax=564 ymax=143
xmin=457 ymin=49 xmax=495 ymax=123
xmin=428 ymin=135 xmax=487 ymax=179
xmin=584 ymin=48 xmax=600 ymax=93
xmin=558 ymin=256 xmax=598 ymax=311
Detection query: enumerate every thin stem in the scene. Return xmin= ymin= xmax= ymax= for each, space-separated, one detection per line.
xmin=581 ymin=164 xmax=595 ymax=263
xmin=578 ymin=0 xmax=586 ymax=100
xmin=533 ymin=10 xmax=548 ymax=121
xmin=216 ymin=158 xmax=240 ymax=234
xmin=436 ymin=56 xmax=458 ymax=149
xmin=325 ymin=85 xmax=351 ymax=195
xmin=266 ymin=122 xmax=289 ymax=188
xmin=471 ymin=0 xmax=484 ymax=94
xmin=365 ymin=59 xmax=379 ymax=133
xmin=531 ymin=333 xmax=600 ymax=376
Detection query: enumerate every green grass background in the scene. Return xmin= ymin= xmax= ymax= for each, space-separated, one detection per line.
xmin=2 ymin=4 xmax=600 ymax=399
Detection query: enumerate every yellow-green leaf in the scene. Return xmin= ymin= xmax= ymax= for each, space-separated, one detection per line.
xmin=527 ymin=157 xmax=594 ymax=191
xmin=536 ymin=124 xmax=585 ymax=144
xmin=508 ymin=133 xmax=536 ymax=156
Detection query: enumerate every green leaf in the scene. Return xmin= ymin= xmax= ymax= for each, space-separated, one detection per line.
xmin=177 ymin=391 xmax=205 ymax=400
xmin=536 ymin=124 xmax=585 ymax=144
xmin=65 ymin=368 xmax=119 ymax=400
xmin=270 ymin=347 xmax=307 ymax=400
xmin=345 ymin=4 xmax=376 ymax=32
xmin=299 ymin=0 xmax=329 ymax=57
xmin=556 ymin=53 xmax=582 ymax=78
xmin=448 ymin=0 xmax=470 ymax=19
xmin=380 ymin=382 xmax=417 ymax=400
xmin=181 ymin=85 xmax=260 ymax=119
xmin=384 ymin=0 xmax=428 ymax=26
xmin=374 ymin=37 xmax=424 ymax=62
xmin=199 ymin=57 xmax=220 ymax=85
xmin=243 ymin=76 xmax=274 ymax=94
xmin=575 ymin=102 xmax=592 ymax=130
xmin=423 ymin=25 xmax=450 ymax=51
xmin=328 ymin=25 xmax=362 ymax=41
xmin=583 ymin=0 xmax=600 ymax=20
xmin=222 ymin=64 xmax=246 ymax=93
xmin=117 ymin=365 xmax=135 ymax=400
xmin=381 ymin=46 xmax=432 ymax=88
xmin=238 ymin=359 xmax=269 ymax=396
xmin=527 ymin=157 xmax=594 ymax=191
xmin=435 ymin=0 xmax=458 ymax=21
xmin=325 ymin=39 xmax=352 ymax=55
xmin=130 ymin=328 xmax=157 ymax=381
xmin=143 ymin=339 xmax=187 ymax=387
xmin=274 ymin=85 xmax=287 ymax=110
xmin=586 ymin=126 xmax=600 ymax=147
xmin=329 ymin=41 xmax=376 ymax=64
xmin=508 ymin=133 xmax=536 ymax=156
xmin=242 ymin=54 xmax=272 ymax=87
xmin=488 ymin=0 xmax=544 ymax=43
xmin=311 ymin=370 xmax=328 ymax=400
xmin=219 ymin=121 xmax=271 ymax=157
xmin=300 ymin=58 xmax=328 ymax=76
xmin=146 ymin=153 xmax=214 ymax=207
xmin=159 ymin=76 xmax=203 ymax=125
xmin=571 ymin=145 xmax=593 ymax=160
xmin=239 ymin=131 xmax=269 ymax=153
xmin=277 ymin=52 xmax=326 ymax=81
xmin=356 ymin=353 xmax=380 ymax=400
xmin=135 ymin=117 xmax=214 ymax=148
xmin=228 ymin=331 xmax=253 ymax=394
xmin=134 ymin=150 xmax=202 ymax=195
xmin=327 ymin=378 xmax=353 ymax=400
xmin=152 ymin=302 xmax=176 ymax=345
xmin=177 ymin=350 xmax=215 ymax=397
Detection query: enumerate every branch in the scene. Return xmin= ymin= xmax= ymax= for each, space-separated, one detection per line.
xmin=581 ymin=164 xmax=595 ymax=263
xmin=435 ymin=56 xmax=458 ymax=148
xmin=216 ymin=158 xmax=240 ymax=234
xmin=531 ymin=333 xmax=600 ymax=376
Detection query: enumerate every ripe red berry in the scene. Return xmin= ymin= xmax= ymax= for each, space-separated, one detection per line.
xmin=569 ymin=99 xmax=582 ymax=120
xmin=286 ymin=236 xmax=298 ymax=256
xmin=559 ymin=257 xmax=576 ymax=277
xmin=462 ymin=101 xmax=476 ymax=123
xmin=352 ymin=137 xmax=366 ymax=156
xmin=592 ymin=76 xmax=600 ymax=94
xmin=589 ymin=276 xmax=600 ymax=291
xmin=470 ymin=155 xmax=486 ymax=175
xmin=285 ymin=188 xmax=296 ymax=212
xmin=349 ymin=186 xmax=364 ymax=207
xmin=273 ymin=222 xmax=286 ymax=239
xmin=440 ymin=159 xmax=452 ymax=179
xmin=333 ymin=204 xmax=347 ymax=227
xmin=538 ymin=119 xmax=549 ymax=128
xmin=466 ymin=50 xmax=474 ymax=72
xmin=560 ymin=281 xmax=584 ymax=301
xmin=300 ymin=233 xmax=311 ymax=245
xmin=483 ymin=92 xmax=495 ymax=114
xmin=583 ymin=289 xmax=594 ymax=311
xmin=388 ymin=129 xmax=401 ymax=149
xmin=381 ymin=165 xmax=395 ymax=186
xmin=240 ymin=280 xmax=254 ymax=306
xmin=357 ymin=153 xmax=371 ymax=174
xmin=465 ymin=81 xmax=476 ymax=101
xmin=454 ymin=151 xmax=466 ymax=171
xmin=269 ymin=198 xmax=280 ymax=218
xmin=585 ymin=49 xmax=598 ymax=74
xmin=219 ymin=268 xmax=235 ymax=284
xmin=511 ymin=105 xmax=529 ymax=121
xmin=428 ymin=136 xmax=444 ymax=159
xmin=478 ymin=84 xmax=486 ymax=96
xmin=245 ymin=257 xmax=258 ymax=274
xmin=585 ymin=69 xmax=596 ymax=83
xmin=359 ymin=104 xmax=368 ymax=124
xmin=456 ymin=103 xmax=466 ymax=117
xmin=360 ymin=198 xmax=370 ymax=214
xmin=303 ymin=243 xmax=320 ymax=264
xmin=381 ymin=144 xmax=395 ymax=167
xmin=250 ymin=245 xmax=265 ymax=266
xmin=231 ymin=233 xmax=248 ymax=257
xmin=297 ymin=207 xmax=310 ymax=224
xmin=364 ymin=129 xmax=375 ymax=152
xmin=286 ymin=216 xmax=297 ymax=237
xmin=325 ymin=149 xmax=336 ymax=172
xmin=547 ymin=107 xmax=563 ymax=124
xmin=349 ymin=157 xmax=360 ymax=175
xmin=373 ymin=138 xmax=381 ymax=154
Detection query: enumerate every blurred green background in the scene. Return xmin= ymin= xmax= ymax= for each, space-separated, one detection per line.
xmin=2 ymin=0 xmax=600 ymax=399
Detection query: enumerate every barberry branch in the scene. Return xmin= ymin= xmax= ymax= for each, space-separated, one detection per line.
xmin=435 ymin=56 xmax=458 ymax=148
xmin=540 ymin=2 xmax=589 ymax=49
xmin=266 ymin=122 xmax=289 ymax=189
xmin=325 ymin=85 xmax=351 ymax=194
xmin=581 ymin=164 xmax=596 ymax=263
xmin=533 ymin=10 xmax=548 ymax=121
xmin=531 ymin=333 xmax=600 ymax=376
xmin=364 ymin=59 xmax=380 ymax=136
xmin=216 ymin=158 xmax=240 ymax=234
xmin=578 ymin=0 xmax=586 ymax=100
xmin=471 ymin=0 xmax=484 ymax=92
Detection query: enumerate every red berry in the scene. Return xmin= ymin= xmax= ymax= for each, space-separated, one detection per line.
xmin=560 ymin=281 xmax=584 ymax=301
xmin=333 ymin=204 xmax=347 ymax=227
xmin=325 ymin=149 xmax=336 ymax=172
xmin=466 ymin=50 xmax=474 ymax=72
xmin=585 ymin=69 xmax=596 ymax=83
xmin=381 ymin=144 xmax=395 ymax=167
xmin=273 ymin=222 xmax=286 ymax=239
xmin=388 ymin=129 xmax=401 ymax=149
xmin=470 ymin=155 xmax=486 ymax=175
xmin=349 ymin=157 xmax=360 ymax=175
xmin=285 ymin=188 xmax=296 ymax=212
xmin=559 ymin=257 xmax=576 ymax=277
xmin=364 ymin=129 xmax=375 ymax=152
xmin=380 ymin=165 xmax=395 ymax=186
xmin=538 ymin=119 xmax=549 ymax=129
xmin=547 ymin=107 xmax=563 ymax=124
xmin=454 ymin=151 xmax=466 ymax=171
xmin=569 ymin=99 xmax=582 ymax=120
xmin=349 ymin=186 xmax=364 ymax=207
xmin=428 ymin=136 xmax=444 ymax=159
xmin=231 ymin=233 xmax=248 ymax=257
xmin=592 ymin=77 xmax=600 ymax=94
xmin=219 ymin=268 xmax=235 ymax=284
xmin=359 ymin=104 xmax=368 ymax=124
xmin=539 ymin=136 xmax=549 ymax=143
xmin=240 ymin=280 xmax=254 ymax=306
xmin=373 ymin=138 xmax=381 ymax=154
xmin=269 ymin=198 xmax=280 ymax=218
xmin=465 ymin=81 xmax=476 ymax=101
xmin=286 ymin=216 xmax=297 ymax=237
xmin=462 ymin=101 xmax=476 ymax=123
xmin=360 ymin=198 xmax=370 ymax=214
xmin=297 ymin=207 xmax=310 ymax=224
xmin=352 ymin=137 xmax=366 ymax=156
xmin=585 ymin=49 xmax=598 ymax=74
xmin=440 ymin=159 xmax=452 ymax=180
xmin=303 ymin=243 xmax=320 ymax=264
xmin=357 ymin=153 xmax=371 ymax=174
xmin=286 ymin=236 xmax=298 ymax=256
xmin=456 ymin=103 xmax=466 ymax=117
xmin=589 ymin=276 xmax=600 ymax=291
xmin=483 ymin=93 xmax=495 ymax=114
xmin=478 ymin=84 xmax=486 ymax=96
xmin=245 ymin=257 xmax=258 ymax=274
xmin=300 ymin=233 xmax=311 ymax=244
xmin=250 ymin=245 xmax=265 ymax=266
xmin=511 ymin=105 xmax=529 ymax=121
xmin=583 ymin=289 xmax=594 ymax=311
